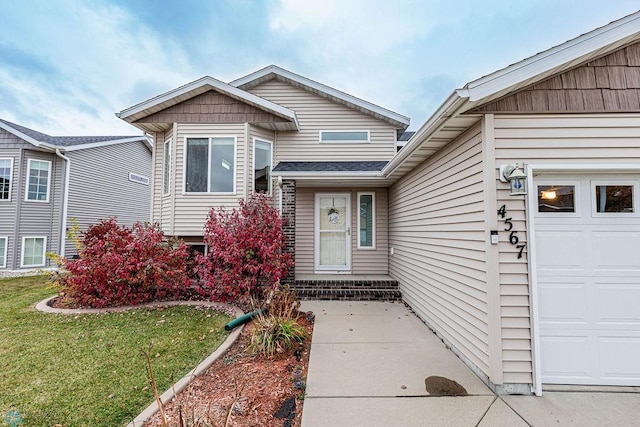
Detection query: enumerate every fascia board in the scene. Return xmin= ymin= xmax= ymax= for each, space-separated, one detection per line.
xmin=464 ymin=11 xmax=640 ymax=102
xmin=62 ymin=137 xmax=150 ymax=152
xmin=231 ymin=65 xmax=410 ymax=127
xmin=116 ymin=76 xmax=299 ymax=128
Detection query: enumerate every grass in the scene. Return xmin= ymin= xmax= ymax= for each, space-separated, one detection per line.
xmin=0 ymin=275 xmax=232 ymax=427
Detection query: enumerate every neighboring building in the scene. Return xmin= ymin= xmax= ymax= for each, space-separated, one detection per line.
xmin=118 ymin=11 xmax=640 ymax=395
xmin=0 ymin=119 xmax=151 ymax=270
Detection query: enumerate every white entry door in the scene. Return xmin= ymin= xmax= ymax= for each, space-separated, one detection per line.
xmin=534 ymin=174 xmax=640 ymax=386
xmin=315 ymin=193 xmax=351 ymax=272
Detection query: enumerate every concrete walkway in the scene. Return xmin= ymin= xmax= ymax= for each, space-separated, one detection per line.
xmin=299 ymin=301 xmax=640 ymax=426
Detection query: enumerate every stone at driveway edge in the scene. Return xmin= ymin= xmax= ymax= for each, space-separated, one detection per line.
xmin=34 ymin=295 xmax=245 ymax=427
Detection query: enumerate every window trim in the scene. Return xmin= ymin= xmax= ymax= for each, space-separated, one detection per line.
xmin=20 ymin=236 xmax=47 ymax=268
xmin=591 ymin=180 xmax=639 ymax=217
xmin=0 ymin=236 xmax=7 ymax=268
xmin=182 ymin=135 xmax=237 ymax=195
xmin=162 ymin=138 xmax=172 ymax=195
xmin=319 ymin=130 xmax=370 ymax=143
xmin=0 ymin=157 xmax=13 ymax=201
xmin=357 ymin=191 xmax=376 ymax=250
xmin=25 ymin=158 xmax=52 ymax=203
xmin=252 ymin=138 xmax=273 ymax=195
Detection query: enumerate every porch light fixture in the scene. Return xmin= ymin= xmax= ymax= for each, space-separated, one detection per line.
xmin=499 ymin=163 xmax=527 ymax=196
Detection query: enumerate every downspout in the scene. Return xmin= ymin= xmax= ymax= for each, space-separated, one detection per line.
xmin=55 ymin=148 xmax=71 ymax=258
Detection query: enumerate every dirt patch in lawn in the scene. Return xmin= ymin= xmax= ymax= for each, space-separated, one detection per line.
xmin=146 ymin=313 xmax=314 ymax=427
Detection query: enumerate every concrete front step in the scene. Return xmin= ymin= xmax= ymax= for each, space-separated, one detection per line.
xmin=290 ymin=279 xmax=401 ymax=301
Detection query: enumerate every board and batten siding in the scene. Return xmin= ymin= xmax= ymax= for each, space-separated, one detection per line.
xmin=16 ymin=150 xmax=63 ymax=268
xmin=493 ymin=112 xmax=640 ymax=385
xmin=246 ymin=80 xmax=398 ymax=162
xmin=65 ymin=141 xmax=151 ymax=256
xmin=388 ymin=124 xmax=491 ymax=377
xmin=172 ymin=123 xmax=246 ymax=235
xmin=295 ymin=187 xmax=389 ymax=275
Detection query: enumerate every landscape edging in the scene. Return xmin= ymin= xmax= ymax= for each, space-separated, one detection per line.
xmin=34 ymin=295 xmax=245 ymax=427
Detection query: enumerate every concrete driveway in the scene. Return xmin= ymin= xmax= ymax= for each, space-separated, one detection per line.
xmin=299 ymin=300 xmax=639 ymax=426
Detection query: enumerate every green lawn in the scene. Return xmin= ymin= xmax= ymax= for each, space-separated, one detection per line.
xmin=0 ymin=275 xmax=232 ymax=427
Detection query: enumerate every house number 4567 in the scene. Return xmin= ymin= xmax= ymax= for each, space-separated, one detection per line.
xmin=497 ymin=205 xmax=526 ymax=259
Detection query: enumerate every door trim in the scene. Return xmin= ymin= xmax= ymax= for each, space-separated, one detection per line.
xmin=526 ymin=163 xmax=640 ymax=396
xmin=314 ymin=192 xmax=351 ymax=273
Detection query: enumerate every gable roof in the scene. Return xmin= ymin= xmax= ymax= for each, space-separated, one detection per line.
xmin=116 ymin=76 xmax=300 ymax=131
xmin=0 ymin=118 xmax=150 ymax=152
xmin=383 ymin=10 xmax=640 ymax=181
xmin=231 ymin=65 xmax=410 ymax=129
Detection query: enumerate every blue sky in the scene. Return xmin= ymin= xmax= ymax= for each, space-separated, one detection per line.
xmin=1 ymin=0 xmax=638 ymax=135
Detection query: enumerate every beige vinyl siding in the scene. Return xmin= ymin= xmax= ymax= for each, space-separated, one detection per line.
xmin=150 ymin=130 xmax=165 ymax=227
xmin=388 ymin=124 xmax=490 ymax=376
xmin=295 ymin=187 xmax=389 ymax=275
xmin=247 ymin=80 xmax=397 ymax=162
xmin=172 ymin=123 xmax=246 ymax=235
xmin=494 ymin=112 xmax=640 ymax=385
xmin=65 ymin=141 xmax=151 ymax=256
xmin=17 ymin=150 xmax=63 ymax=268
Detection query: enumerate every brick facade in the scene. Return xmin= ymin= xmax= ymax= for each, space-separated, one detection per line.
xmin=281 ymin=179 xmax=296 ymax=283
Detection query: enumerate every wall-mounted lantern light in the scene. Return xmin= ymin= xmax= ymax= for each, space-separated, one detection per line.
xmin=499 ymin=163 xmax=527 ymax=196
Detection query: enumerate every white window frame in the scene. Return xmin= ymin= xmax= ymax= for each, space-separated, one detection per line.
xmin=128 ymin=172 xmax=150 ymax=185
xmin=25 ymin=158 xmax=52 ymax=203
xmin=534 ymin=180 xmax=581 ymax=218
xmin=591 ymin=180 xmax=639 ymax=217
xmin=182 ymin=136 xmax=237 ymax=195
xmin=162 ymin=138 xmax=172 ymax=195
xmin=319 ymin=130 xmax=370 ymax=143
xmin=20 ymin=236 xmax=47 ymax=268
xmin=357 ymin=192 xmax=376 ymax=249
xmin=0 ymin=236 xmax=7 ymax=268
xmin=0 ymin=158 xmax=13 ymax=201
xmin=252 ymin=138 xmax=273 ymax=195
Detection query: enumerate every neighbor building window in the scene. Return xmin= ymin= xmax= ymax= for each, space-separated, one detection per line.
xmin=26 ymin=159 xmax=51 ymax=202
xmin=358 ymin=192 xmax=375 ymax=249
xmin=21 ymin=236 xmax=46 ymax=267
xmin=0 ymin=158 xmax=12 ymax=200
xmin=320 ymin=131 xmax=369 ymax=143
xmin=162 ymin=139 xmax=171 ymax=194
xmin=0 ymin=237 xmax=7 ymax=268
xmin=185 ymin=137 xmax=236 ymax=193
xmin=253 ymin=139 xmax=272 ymax=194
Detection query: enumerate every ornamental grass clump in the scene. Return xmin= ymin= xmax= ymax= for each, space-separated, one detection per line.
xmin=248 ymin=284 xmax=308 ymax=358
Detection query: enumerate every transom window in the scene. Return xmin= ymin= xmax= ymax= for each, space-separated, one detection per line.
xmin=21 ymin=236 xmax=46 ymax=267
xmin=26 ymin=159 xmax=51 ymax=202
xmin=0 ymin=158 xmax=12 ymax=200
xmin=253 ymin=139 xmax=272 ymax=194
xmin=358 ymin=192 xmax=375 ymax=249
xmin=0 ymin=237 xmax=7 ymax=268
xmin=320 ymin=131 xmax=369 ymax=143
xmin=163 ymin=139 xmax=171 ymax=195
xmin=185 ymin=137 xmax=236 ymax=193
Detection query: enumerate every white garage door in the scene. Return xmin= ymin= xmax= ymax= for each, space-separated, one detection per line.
xmin=535 ymin=174 xmax=640 ymax=386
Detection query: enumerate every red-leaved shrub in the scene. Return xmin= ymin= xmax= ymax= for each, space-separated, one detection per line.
xmin=195 ymin=194 xmax=293 ymax=303
xmin=53 ymin=218 xmax=191 ymax=308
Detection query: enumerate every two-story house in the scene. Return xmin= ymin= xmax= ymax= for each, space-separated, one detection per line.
xmin=117 ymin=66 xmax=411 ymax=287
xmin=117 ymin=10 xmax=640 ymax=397
xmin=0 ymin=119 xmax=151 ymax=270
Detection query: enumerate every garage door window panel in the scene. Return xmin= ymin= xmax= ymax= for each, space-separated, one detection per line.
xmin=592 ymin=181 xmax=637 ymax=215
xmin=537 ymin=183 xmax=579 ymax=216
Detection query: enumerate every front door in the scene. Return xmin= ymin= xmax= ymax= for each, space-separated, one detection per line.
xmin=315 ymin=193 xmax=351 ymax=272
